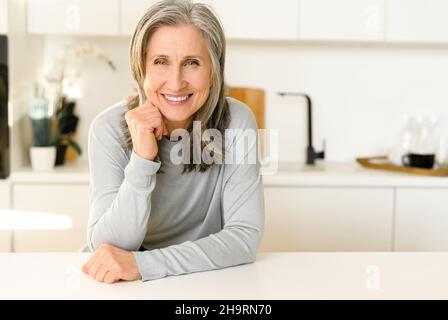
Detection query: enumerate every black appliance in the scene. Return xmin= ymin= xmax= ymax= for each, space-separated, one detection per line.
xmin=0 ymin=35 xmax=9 ymax=179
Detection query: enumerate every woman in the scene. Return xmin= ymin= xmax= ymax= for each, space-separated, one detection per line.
xmin=82 ymin=0 xmax=264 ymax=283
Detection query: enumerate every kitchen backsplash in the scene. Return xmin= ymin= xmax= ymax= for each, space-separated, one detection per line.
xmin=40 ymin=36 xmax=448 ymax=165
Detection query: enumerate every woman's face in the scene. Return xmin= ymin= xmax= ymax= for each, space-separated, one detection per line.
xmin=144 ymin=24 xmax=212 ymax=125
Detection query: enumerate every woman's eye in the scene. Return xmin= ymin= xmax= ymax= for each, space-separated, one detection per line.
xmin=185 ymin=60 xmax=199 ymax=66
xmin=154 ymin=59 xmax=166 ymax=65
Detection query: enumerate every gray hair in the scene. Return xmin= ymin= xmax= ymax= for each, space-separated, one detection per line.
xmin=122 ymin=0 xmax=230 ymax=172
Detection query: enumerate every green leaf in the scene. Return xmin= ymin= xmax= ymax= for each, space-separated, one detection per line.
xmin=67 ymin=138 xmax=82 ymax=156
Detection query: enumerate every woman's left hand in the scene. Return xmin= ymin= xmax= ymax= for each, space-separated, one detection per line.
xmin=82 ymin=244 xmax=141 ymax=284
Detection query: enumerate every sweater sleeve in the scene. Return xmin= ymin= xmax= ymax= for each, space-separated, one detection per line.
xmin=87 ymin=114 xmax=161 ymax=252
xmin=133 ymin=105 xmax=265 ymax=281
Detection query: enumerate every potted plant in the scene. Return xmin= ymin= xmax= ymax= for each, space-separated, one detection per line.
xmin=54 ymin=97 xmax=82 ymax=165
xmin=36 ymin=42 xmax=115 ymax=166
xmin=27 ymin=85 xmax=56 ymax=171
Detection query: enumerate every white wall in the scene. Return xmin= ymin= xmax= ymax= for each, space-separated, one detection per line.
xmin=226 ymin=40 xmax=448 ymax=162
xmin=8 ymin=0 xmax=44 ymax=171
xmin=38 ymin=37 xmax=448 ymax=165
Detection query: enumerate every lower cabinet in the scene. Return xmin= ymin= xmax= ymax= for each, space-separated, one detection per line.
xmin=0 ymin=183 xmax=9 ymax=208
xmin=0 ymin=182 xmax=11 ymax=252
xmin=260 ymin=186 xmax=394 ymax=252
xmin=6 ymin=182 xmax=448 ymax=252
xmin=12 ymin=183 xmax=89 ymax=252
xmin=395 ymin=188 xmax=448 ymax=251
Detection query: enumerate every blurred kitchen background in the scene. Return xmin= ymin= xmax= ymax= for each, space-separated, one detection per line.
xmin=1 ymin=0 xmax=448 ymax=253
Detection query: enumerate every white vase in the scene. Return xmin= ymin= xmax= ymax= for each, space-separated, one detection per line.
xmin=30 ymin=146 xmax=56 ymax=171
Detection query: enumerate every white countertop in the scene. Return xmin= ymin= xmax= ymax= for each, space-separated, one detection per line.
xmin=5 ymin=161 xmax=448 ymax=187
xmin=9 ymin=162 xmax=90 ymax=184
xmin=263 ymin=162 xmax=448 ymax=187
xmin=0 ymin=252 xmax=447 ymax=299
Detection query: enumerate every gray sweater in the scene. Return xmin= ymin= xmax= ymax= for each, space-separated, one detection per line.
xmin=87 ymin=97 xmax=265 ymax=281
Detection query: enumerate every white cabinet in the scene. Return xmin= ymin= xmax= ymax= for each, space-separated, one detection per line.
xmin=120 ymin=0 xmax=158 ymax=35
xmin=27 ymin=0 xmax=120 ymax=35
xmin=299 ymin=0 xmax=385 ymax=41
xmin=121 ymin=0 xmax=299 ymax=39
xmin=0 ymin=0 xmax=7 ymax=35
xmin=395 ymin=188 xmax=448 ymax=251
xmin=0 ymin=182 xmax=9 ymax=209
xmin=212 ymin=0 xmax=299 ymax=40
xmin=21 ymin=0 xmax=448 ymax=44
xmin=0 ymin=182 xmax=11 ymax=252
xmin=261 ymin=186 xmax=394 ymax=251
xmin=387 ymin=0 xmax=448 ymax=43
xmin=119 ymin=0 xmax=216 ymax=36
xmin=12 ymin=183 xmax=89 ymax=252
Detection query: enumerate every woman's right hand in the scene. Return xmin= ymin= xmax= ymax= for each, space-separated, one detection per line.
xmin=125 ymin=99 xmax=168 ymax=161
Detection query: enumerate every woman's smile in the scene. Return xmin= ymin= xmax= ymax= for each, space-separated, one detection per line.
xmin=161 ymin=93 xmax=194 ymax=106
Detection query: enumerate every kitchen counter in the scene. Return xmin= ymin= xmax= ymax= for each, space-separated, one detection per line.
xmin=263 ymin=162 xmax=448 ymax=187
xmin=7 ymin=161 xmax=448 ymax=187
xmin=1 ymin=252 xmax=448 ymax=299
xmin=10 ymin=162 xmax=90 ymax=183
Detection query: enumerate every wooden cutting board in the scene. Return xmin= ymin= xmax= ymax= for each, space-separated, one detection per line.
xmin=226 ymin=87 xmax=266 ymax=159
xmin=226 ymin=87 xmax=265 ymax=129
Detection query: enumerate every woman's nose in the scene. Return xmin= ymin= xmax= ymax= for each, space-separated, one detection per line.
xmin=166 ymin=67 xmax=187 ymax=91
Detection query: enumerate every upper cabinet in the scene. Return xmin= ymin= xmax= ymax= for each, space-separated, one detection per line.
xmin=211 ymin=0 xmax=300 ymax=40
xmin=119 ymin=0 xmax=299 ymax=40
xmin=120 ymin=0 xmax=158 ymax=36
xmin=24 ymin=0 xmax=448 ymax=44
xmin=120 ymin=0 xmax=212 ymax=36
xmin=386 ymin=0 xmax=448 ymax=43
xmin=299 ymin=0 xmax=385 ymax=41
xmin=0 ymin=0 xmax=7 ymax=35
xmin=27 ymin=0 xmax=120 ymax=35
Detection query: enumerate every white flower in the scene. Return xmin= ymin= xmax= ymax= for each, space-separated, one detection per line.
xmin=41 ymin=42 xmax=116 ymax=99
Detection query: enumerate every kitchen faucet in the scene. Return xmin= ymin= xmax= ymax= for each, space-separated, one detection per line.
xmin=278 ymin=92 xmax=325 ymax=165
